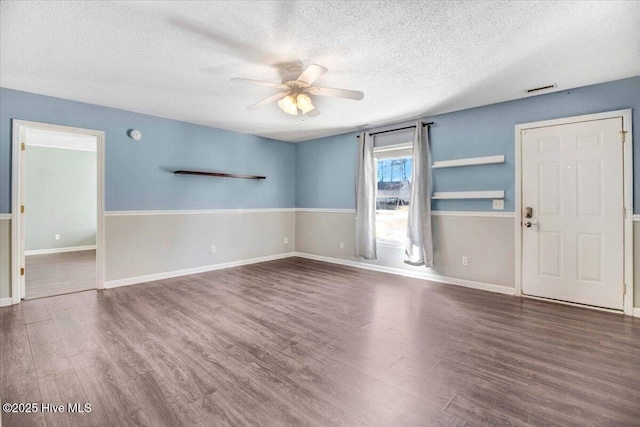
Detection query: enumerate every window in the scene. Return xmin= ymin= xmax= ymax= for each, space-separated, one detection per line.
xmin=375 ymin=146 xmax=412 ymax=243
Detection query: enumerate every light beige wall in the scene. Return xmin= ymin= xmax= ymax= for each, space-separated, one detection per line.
xmin=3 ymin=213 xmax=639 ymax=309
xmin=0 ymin=218 xmax=11 ymax=299
xmin=296 ymin=211 xmax=516 ymax=288
xmin=105 ymin=211 xmax=295 ymax=282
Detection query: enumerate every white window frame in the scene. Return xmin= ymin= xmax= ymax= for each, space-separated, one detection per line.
xmin=374 ymin=143 xmax=413 ymax=247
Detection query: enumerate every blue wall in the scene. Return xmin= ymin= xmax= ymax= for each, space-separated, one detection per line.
xmin=295 ymin=76 xmax=640 ymax=212
xmin=295 ymin=132 xmax=359 ymax=209
xmin=2 ymin=76 xmax=639 ymax=214
xmin=0 ymin=88 xmax=296 ymax=213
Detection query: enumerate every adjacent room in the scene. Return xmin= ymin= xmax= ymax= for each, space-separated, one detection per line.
xmin=0 ymin=1 xmax=639 ymax=426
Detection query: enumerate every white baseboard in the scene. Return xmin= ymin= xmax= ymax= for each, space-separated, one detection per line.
xmin=25 ymin=245 xmax=96 ymax=256
xmin=104 ymin=252 xmax=297 ymax=289
xmin=293 ymin=252 xmax=515 ymax=295
xmin=634 ymin=308 xmax=640 ymax=318
xmin=0 ymin=297 xmax=13 ymax=307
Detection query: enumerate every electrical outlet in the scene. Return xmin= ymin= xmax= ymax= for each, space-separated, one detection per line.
xmin=462 ymin=256 xmax=468 ymax=266
xmin=55 ymin=234 xmax=60 ymax=241
xmin=284 ymin=237 xmax=289 ymax=244
xmin=339 ymin=242 xmax=345 ymax=249
xmin=210 ymin=246 xmax=216 ymax=254
xmin=492 ymin=199 xmax=504 ymax=210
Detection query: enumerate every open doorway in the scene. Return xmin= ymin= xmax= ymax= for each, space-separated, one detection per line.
xmin=11 ymin=120 xmax=105 ymax=302
xmin=24 ymin=129 xmax=97 ymax=298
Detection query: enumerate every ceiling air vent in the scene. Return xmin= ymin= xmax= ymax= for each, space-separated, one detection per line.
xmin=525 ymin=84 xmax=557 ymax=94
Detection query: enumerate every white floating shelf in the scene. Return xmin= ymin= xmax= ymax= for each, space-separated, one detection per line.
xmin=432 ymin=155 xmax=505 ymax=169
xmin=432 ymin=191 xmax=504 ymax=200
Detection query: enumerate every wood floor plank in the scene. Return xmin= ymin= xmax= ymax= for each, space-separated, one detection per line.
xmin=0 ymin=404 xmax=48 ymax=427
xmin=25 ymin=250 xmax=96 ymax=300
xmin=1 ymin=257 xmax=639 ymax=426
xmin=70 ymin=347 xmax=148 ymax=426
xmin=0 ymin=330 xmax=41 ymax=403
xmin=38 ymin=368 xmax=99 ymax=427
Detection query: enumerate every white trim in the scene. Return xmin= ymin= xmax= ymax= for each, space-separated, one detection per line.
xmin=633 ymin=215 xmax=640 ymax=222
xmin=433 ymin=191 xmax=504 ymax=200
xmin=105 ymin=252 xmax=296 ymax=289
xmin=26 ymin=142 xmax=96 ymax=152
xmin=296 ymin=208 xmax=356 ymax=214
xmin=523 ymin=295 xmax=622 ymax=314
xmin=433 ymin=155 xmax=505 ymax=169
xmin=25 ymin=127 xmax=97 ymax=152
xmin=294 ymin=252 xmax=515 ymax=295
xmin=431 ymin=211 xmax=515 ymax=218
xmin=0 ymin=297 xmax=12 ymax=308
xmin=103 ymin=208 xmax=520 ymax=217
xmin=633 ymin=308 xmax=640 ymax=318
xmin=25 ymin=245 xmax=96 ymax=256
xmin=373 ymin=142 xmax=412 ymax=152
xmin=376 ymin=240 xmax=405 ymax=248
xmin=105 ymin=208 xmax=296 ymax=216
xmin=514 ymin=109 xmax=634 ymax=316
xmin=11 ymin=120 xmax=106 ymax=305
xmin=0 ymin=213 xmax=11 ymax=221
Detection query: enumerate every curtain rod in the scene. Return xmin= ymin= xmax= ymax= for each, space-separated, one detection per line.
xmin=356 ymin=122 xmax=434 ymax=138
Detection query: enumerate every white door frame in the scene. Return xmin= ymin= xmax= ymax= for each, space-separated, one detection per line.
xmin=514 ymin=109 xmax=634 ymax=316
xmin=11 ymin=120 xmax=106 ymax=304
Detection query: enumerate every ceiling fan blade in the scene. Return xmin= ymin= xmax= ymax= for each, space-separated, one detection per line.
xmin=308 ymin=86 xmax=364 ymax=100
xmin=247 ymin=92 xmax=289 ymax=110
xmin=296 ymin=64 xmax=328 ymax=85
xmin=232 ymin=78 xmax=287 ymax=89
xmin=306 ymin=108 xmax=320 ymax=117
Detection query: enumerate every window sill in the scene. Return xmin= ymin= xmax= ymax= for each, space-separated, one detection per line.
xmin=376 ymin=239 xmax=405 ymax=249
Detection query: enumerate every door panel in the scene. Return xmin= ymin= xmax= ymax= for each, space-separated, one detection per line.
xmin=521 ymin=118 xmax=623 ymax=310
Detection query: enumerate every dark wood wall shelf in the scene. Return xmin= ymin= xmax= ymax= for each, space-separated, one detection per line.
xmin=174 ymin=170 xmax=266 ymax=180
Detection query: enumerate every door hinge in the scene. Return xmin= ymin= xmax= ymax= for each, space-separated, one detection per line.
xmin=623 ymin=207 xmax=626 ymax=218
xmin=623 ymin=282 xmax=627 ymax=295
xmin=20 ymin=267 xmax=25 ymax=276
xmin=621 ymin=130 xmax=627 ymax=143
xmin=20 ymin=205 xmax=24 ymax=214
xmin=21 ymin=142 xmax=26 ymax=150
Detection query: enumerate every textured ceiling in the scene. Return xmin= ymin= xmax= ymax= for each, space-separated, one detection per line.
xmin=1 ymin=1 xmax=639 ymax=142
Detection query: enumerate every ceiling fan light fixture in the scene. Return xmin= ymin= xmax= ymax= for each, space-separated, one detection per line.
xmin=278 ymin=95 xmax=298 ymax=115
xmin=296 ymin=93 xmax=315 ymax=114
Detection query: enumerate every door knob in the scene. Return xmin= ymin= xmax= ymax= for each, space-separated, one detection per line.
xmin=525 ymin=221 xmax=539 ymax=229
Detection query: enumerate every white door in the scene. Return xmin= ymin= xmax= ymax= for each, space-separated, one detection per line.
xmin=521 ymin=117 xmax=624 ymax=310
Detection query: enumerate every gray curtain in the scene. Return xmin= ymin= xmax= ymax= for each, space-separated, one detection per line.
xmin=355 ymin=132 xmax=377 ymax=260
xmin=405 ymin=124 xmax=433 ymax=267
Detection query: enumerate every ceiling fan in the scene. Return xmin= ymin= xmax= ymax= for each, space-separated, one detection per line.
xmin=232 ymin=64 xmax=364 ymax=117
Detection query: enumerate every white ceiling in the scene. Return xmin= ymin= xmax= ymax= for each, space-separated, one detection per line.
xmin=1 ymin=1 xmax=639 ymax=142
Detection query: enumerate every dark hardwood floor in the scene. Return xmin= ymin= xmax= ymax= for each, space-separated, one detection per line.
xmin=25 ymin=250 xmax=96 ymax=300
xmin=1 ymin=257 xmax=639 ymax=426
